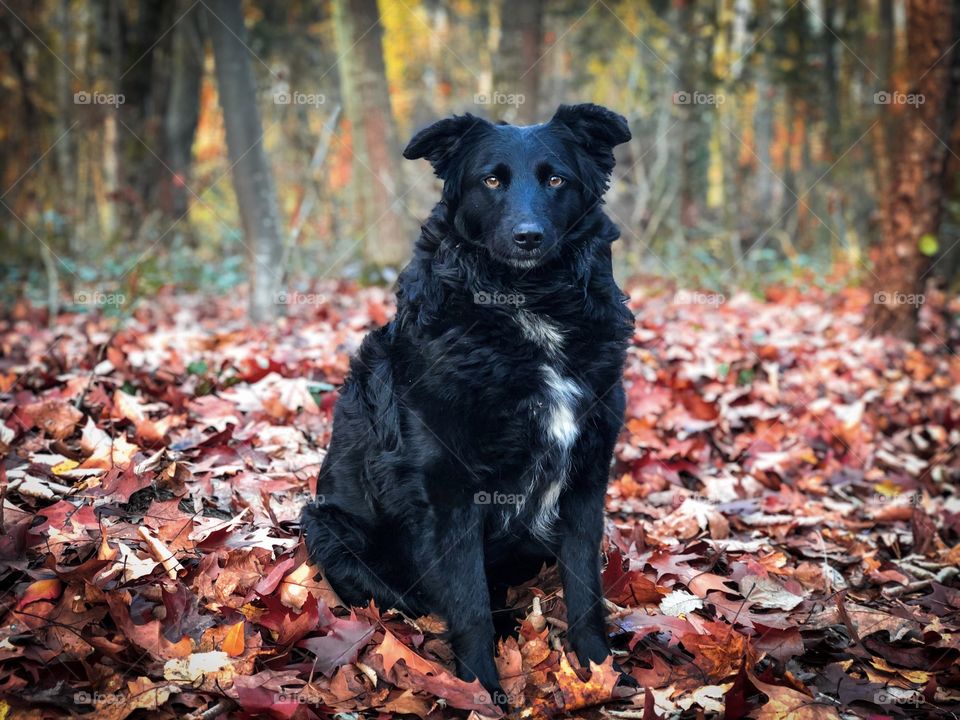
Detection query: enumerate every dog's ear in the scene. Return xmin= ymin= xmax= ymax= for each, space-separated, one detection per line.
xmin=402 ymin=114 xmax=489 ymax=179
xmin=549 ymin=104 xmax=631 ymax=195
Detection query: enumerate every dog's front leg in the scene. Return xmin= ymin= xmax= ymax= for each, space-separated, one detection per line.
xmin=415 ymin=509 xmax=506 ymax=709
xmin=557 ymin=484 xmax=610 ymax=665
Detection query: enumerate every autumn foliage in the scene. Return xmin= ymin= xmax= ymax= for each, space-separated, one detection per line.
xmin=1 ymin=283 xmax=959 ymax=718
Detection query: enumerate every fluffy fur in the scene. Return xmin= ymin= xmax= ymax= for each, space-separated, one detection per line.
xmin=301 ymin=104 xmax=633 ymax=708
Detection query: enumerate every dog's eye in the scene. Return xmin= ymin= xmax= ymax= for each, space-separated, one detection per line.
xmin=547 ymin=175 xmax=566 ymax=188
xmin=482 ymin=176 xmax=501 ymax=189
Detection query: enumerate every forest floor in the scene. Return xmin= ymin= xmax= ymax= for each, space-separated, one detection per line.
xmin=1 ymin=283 xmax=959 ymax=719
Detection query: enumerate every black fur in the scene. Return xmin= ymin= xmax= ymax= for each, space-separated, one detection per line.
xmin=301 ymin=104 xmax=633 ymax=708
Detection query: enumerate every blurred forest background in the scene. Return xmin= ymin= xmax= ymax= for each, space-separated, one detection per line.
xmin=0 ymin=0 xmax=958 ymax=337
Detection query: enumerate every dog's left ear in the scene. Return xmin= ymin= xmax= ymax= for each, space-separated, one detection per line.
xmin=550 ymin=104 xmax=631 ymax=193
xmin=403 ymin=114 xmax=490 ymax=180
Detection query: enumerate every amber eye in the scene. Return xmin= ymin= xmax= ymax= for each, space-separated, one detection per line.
xmin=483 ymin=176 xmax=501 ymax=189
xmin=547 ymin=175 xmax=566 ymax=188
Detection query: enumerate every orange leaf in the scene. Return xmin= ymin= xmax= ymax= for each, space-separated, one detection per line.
xmin=524 ymin=654 xmax=621 ymax=718
xmin=680 ymin=622 xmax=750 ymax=679
xmin=222 ymin=621 xmax=245 ymax=657
xmin=0 ymin=372 xmax=16 ymax=392
xmin=17 ymin=578 xmax=62 ymax=610
xmin=376 ymin=629 xmax=444 ymax=676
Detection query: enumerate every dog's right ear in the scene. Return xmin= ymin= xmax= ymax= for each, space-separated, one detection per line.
xmin=402 ymin=114 xmax=489 ymax=179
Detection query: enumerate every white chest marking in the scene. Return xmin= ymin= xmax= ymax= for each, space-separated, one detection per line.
xmin=515 ymin=310 xmax=564 ymax=354
xmin=528 ymin=365 xmax=583 ymax=539
xmin=540 ymin=364 xmax=582 ymax=449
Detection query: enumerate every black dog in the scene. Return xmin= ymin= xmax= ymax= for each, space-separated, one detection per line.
xmin=301 ymin=104 xmax=633 ymax=707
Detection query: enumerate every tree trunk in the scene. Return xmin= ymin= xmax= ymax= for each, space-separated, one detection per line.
xmin=752 ymin=64 xmax=775 ymax=227
xmin=676 ymin=1 xmax=715 ymax=229
xmin=332 ymin=0 xmax=410 ymax=270
xmin=207 ymin=0 xmax=284 ymax=323
xmin=822 ymin=0 xmax=842 ymax=158
xmin=52 ymin=0 xmax=78 ymax=259
xmin=491 ymin=0 xmax=543 ymax=123
xmin=111 ymin=0 xmax=174 ymax=237
xmin=163 ymin=0 xmax=204 ymax=227
xmin=870 ymin=0 xmax=895 ymax=244
xmin=867 ymin=0 xmax=960 ymax=339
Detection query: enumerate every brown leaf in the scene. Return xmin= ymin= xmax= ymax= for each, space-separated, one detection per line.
xmin=24 ymin=399 xmax=83 ymax=439
xmin=748 ymin=672 xmax=840 ymax=719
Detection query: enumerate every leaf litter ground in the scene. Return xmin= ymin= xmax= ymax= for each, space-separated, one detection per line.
xmin=1 ymin=284 xmax=959 ymax=718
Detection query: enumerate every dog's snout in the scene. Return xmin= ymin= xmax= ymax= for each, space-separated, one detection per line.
xmin=513 ymin=223 xmax=544 ymax=250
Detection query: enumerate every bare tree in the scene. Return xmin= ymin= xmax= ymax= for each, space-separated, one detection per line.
xmin=867 ymin=0 xmax=960 ymax=339
xmin=207 ymin=0 xmax=284 ymax=322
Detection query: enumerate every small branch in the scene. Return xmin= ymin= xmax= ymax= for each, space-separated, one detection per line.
xmin=138 ymin=526 xmax=185 ymax=580
xmin=186 ymin=699 xmax=238 ymax=720
xmin=883 ymin=567 xmax=959 ymax=598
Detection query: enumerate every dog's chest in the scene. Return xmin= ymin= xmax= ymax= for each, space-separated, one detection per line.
xmin=502 ymin=311 xmax=585 ymax=539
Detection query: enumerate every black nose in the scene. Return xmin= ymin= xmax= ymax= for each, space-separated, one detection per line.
xmin=513 ymin=223 xmax=544 ymax=250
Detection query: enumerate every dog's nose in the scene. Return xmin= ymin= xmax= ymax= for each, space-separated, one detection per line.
xmin=513 ymin=223 xmax=544 ymax=250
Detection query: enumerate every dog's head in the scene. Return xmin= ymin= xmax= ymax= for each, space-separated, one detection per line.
xmin=403 ymin=104 xmax=631 ymax=269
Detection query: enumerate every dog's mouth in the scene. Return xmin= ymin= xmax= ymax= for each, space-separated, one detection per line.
xmin=488 ymin=245 xmax=551 ymax=270
xmin=505 ymin=252 xmax=543 ymax=269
